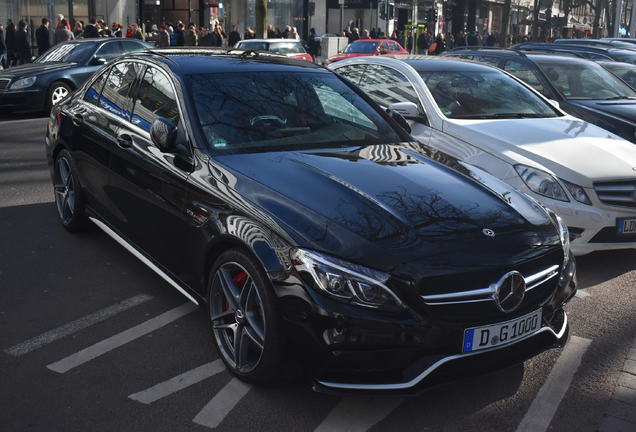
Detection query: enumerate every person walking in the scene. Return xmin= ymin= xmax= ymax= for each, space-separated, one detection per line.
xmin=36 ymin=18 xmax=51 ymax=56
xmin=228 ymin=25 xmax=240 ymax=47
xmin=184 ymin=24 xmax=198 ymax=46
xmin=15 ymin=21 xmax=31 ymax=64
xmin=5 ymin=20 xmax=16 ymax=67
xmin=83 ymin=18 xmax=99 ymax=38
xmin=112 ymin=23 xmax=122 ymax=38
xmin=174 ymin=22 xmax=185 ymax=46
xmin=156 ymin=25 xmax=170 ymax=47
xmin=212 ymin=24 xmax=225 ymax=47
xmin=0 ymin=24 xmax=6 ymax=68
xmin=54 ymin=19 xmax=74 ymax=45
xmin=72 ymin=22 xmax=83 ymax=37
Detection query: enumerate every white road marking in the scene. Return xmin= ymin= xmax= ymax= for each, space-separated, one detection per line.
xmin=575 ymin=289 xmax=591 ymax=299
xmin=46 ymin=302 xmax=197 ymax=373
xmin=0 ymin=117 xmax=48 ymax=125
xmin=4 ymin=294 xmax=153 ymax=357
xmin=193 ymin=377 xmax=251 ymax=429
xmin=129 ymin=360 xmax=226 ymax=404
xmin=515 ymin=335 xmax=592 ymax=432
xmin=314 ymin=397 xmax=404 ymax=432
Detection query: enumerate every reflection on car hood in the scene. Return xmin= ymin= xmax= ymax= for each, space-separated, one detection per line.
xmin=211 ymin=142 xmax=560 ymax=275
xmin=572 ymin=99 xmax=636 ymax=123
xmin=445 ymin=116 xmax=636 ymax=184
xmin=328 ymin=53 xmax=374 ymax=63
xmin=0 ymin=62 xmax=75 ymax=78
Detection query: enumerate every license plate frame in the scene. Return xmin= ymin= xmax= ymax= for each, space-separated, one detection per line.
xmin=462 ymin=309 xmax=543 ymax=353
xmin=617 ymin=217 xmax=636 ymax=236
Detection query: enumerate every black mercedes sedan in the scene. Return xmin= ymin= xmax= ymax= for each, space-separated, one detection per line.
xmin=45 ymin=49 xmax=576 ymax=393
xmin=0 ymin=38 xmax=150 ymax=113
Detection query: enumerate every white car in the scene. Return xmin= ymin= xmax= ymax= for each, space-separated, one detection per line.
xmin=329 ymin=55 xmax=636 ymax=255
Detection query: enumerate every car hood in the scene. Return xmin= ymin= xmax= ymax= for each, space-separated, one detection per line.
xmin=210 ymin=142 xmax=560 ymax=277
xmin=444 ymin=116 xmax=636 ymax=184
xmin=0 ymin=62 xmax=76 ymax=78
xmin=571 ymin=99 xmax=636 ymax=124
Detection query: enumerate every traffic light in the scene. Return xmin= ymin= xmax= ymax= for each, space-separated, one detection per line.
xmin=432 ymin=8 xmax=438 ymax=22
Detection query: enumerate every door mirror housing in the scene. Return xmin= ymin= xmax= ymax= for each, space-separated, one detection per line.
xmin=547 ymin=99 xmax=560 ymax=109
xmin=387 ymin=108 xmax=411 ymax=134
xmin=91 ymin=57 xmax=108 ymax=66
xmin=388 ymin=101 xmax=428 ymax=124
xmin=150 ymin=117 xmax=178 ymax=152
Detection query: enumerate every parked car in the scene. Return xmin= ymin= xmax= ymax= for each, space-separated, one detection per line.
xmin=331 ymin=55 xmax=636 ymax=255
xmin=0 ymin=38 xmax=151 ymax=113
xmin=444 ymin=49 xmax=636 ymax=143
xmin=326 ymin=39 xmax=408 ymax=64
xmin=234 ymin=39 xmax=313 ymax=62
xmin=554 ymin=38 xmax=636 ymax=50
xmin=513 ymin=42 xmax=636 ymax=64
xmin=46 ymin=49 xmax=575 ymax=393
xmin=597 ymin=60 xmax=636 ymax=90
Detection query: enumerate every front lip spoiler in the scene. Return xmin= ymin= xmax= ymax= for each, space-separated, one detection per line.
xmin=315 ymin=312 xmax=568 ymax=391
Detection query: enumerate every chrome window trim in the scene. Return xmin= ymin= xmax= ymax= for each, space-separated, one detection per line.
xmin=316 ymin=311 xmax=568 ymax=391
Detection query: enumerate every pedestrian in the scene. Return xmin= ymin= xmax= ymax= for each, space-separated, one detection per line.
xmin=281 ymin=25 xmax=291 ymax=39
xmin=308 ymin=28 xmax=319 ymax=57
xmin=5 ymin=20 xmax=16 ymax=67
xmin=349 ymin=27 xmax=360 ymax=43
xmin=243 ymin=27 xmax=255 ymax=40
xmin=73 ymin=22 xmax=83 ymax=37
xmin=174 ymin=22 xmax=185 ymax=46
xmin=434 ymin=33 xmax=446 ymax=55
xmin=15 ymin=20 xmax=31 ymax=65
xmin=212 ymin=24 xmax=225 ymax=47
xmin=267 ymin=24 xmax=276 ymax=39
xmin=155 ymin=25 xmax=170 ymax=47
xmin=99 ymin=20 xmax=112 ymax=37
xmin=83 ymin=18 xmax=99 ymax=38
xmin=54 ymin=19 xmax=74 ymax=45
xmin=228 ymin=25 xmax=240 ymax=47
xmin=417 ymin=31 xmax=429 ymax=54
xmin=199 ymin=27 xmax=213 ymax=46
xmin=36 ymin=18 xmax=51 ymax=56
xmin=184 ymin=24 xmax=198 ymax=46
xmin=0 ymin=24 xmax=6 ymax=69
xmin=132 ymin=24 xmax=145 ymax=41
xmin=390 ymin=29 xmax=398 ymax=41
xmin=112 ymin=23 xmax=122 ymax=38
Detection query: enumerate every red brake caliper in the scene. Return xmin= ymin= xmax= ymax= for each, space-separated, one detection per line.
xmin=226 ymin=271 xmax=247 ymax=311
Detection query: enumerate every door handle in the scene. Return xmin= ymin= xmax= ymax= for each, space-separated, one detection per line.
xmin=116 ymin=134 xmax=133 ymax=149
xmin=71 ymin=113 xmax=84 ymax=126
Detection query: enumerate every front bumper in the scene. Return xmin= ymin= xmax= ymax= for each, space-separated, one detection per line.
xmin=276 ymin=252 xmax=576 ymax=395
xmin=0 ymin=88 xmax=45 ymax=112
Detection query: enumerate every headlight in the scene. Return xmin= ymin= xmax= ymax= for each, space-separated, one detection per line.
xmin=9 ymin=76 xmax=37 ymax=90
xmin=515 ymin=165 xmax=569 ymax=202
xmin=561 ymin=179 xmax=592 ymax=205
xmin=292 ymin=248 xmax=405 ymax=311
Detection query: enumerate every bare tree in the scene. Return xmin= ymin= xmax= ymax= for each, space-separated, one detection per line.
xmin=532 ymin=0 xmax=542 ymax=40
xmin=501 ymin=0 xmax=512 ymax=45
xmin=255 ymin=0 xmax=267 ymax=39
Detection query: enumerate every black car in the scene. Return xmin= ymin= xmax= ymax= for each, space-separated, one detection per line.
xmin=444 ymin=49 xmax=636 ymax=143
xmin=0 ymin=38 xmax=151 ymax=113
xmin=598 ymin=60 xmax=636 ymax=90
xmin=45 ymin=49 xmax=576 ymax=393
xmin=554 ymin=38 xmax=636 ymax=50
xmin=513 ymin=42 xmax=636 ymax=64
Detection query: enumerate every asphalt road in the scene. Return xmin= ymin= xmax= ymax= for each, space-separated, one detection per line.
xmin=1 ymin=115 xmax=635 ymax=432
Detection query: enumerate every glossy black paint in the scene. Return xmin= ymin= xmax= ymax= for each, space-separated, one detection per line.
xmin=0 ymin=39 xmax=151 ymax=112
xmin=45 ymin=51 xmax=575 ymax=392
xmin=444 ymin=49 xmax=636 ymax=143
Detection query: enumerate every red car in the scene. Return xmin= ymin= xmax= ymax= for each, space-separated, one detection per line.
xmin=234 ymin=39 xmax=313 ymax=62
xmin=327 ymin=39 xmax=408 ymax=64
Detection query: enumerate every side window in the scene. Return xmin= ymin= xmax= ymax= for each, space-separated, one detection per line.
xmin=313 ymin=82 xmax=376 ymax=130
xmin=334 ymin=64 xmax=367 ymax=86
xmin=379 ymin=42 xmax=389 ymax=53
xmin=357 ymin=64 xmax=421 ymax=108
xmin=84 ymin=67 xmax=110 ymax=106
xmin=95 ymin=41 xmax=124 ymax=62
xmin=100 ymin=62 xmax=140 ymax=120
xmin=474 ymin=55 xmax=501 ymax=66
xmin=131 ymin=66 xmax=179 ymax=132
xmin=389 ymin=42 xmax=402 ymax=52
xmin=121 ymin=40 xmax=147 ymax=54
xmin=503 ymin=60 xmax=550 ymax=97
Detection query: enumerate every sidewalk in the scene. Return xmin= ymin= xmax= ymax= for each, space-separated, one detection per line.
xmin=599 ymin=335 xmax=636 ymax=432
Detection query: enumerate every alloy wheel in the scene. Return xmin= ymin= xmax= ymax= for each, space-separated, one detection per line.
xmin=54 ymin=157 xmax=76 ymax=224
xmin=51 ymin=86 xmax=69 ymax=105
xmin=210 ymin=262 xmax=266 ymax=374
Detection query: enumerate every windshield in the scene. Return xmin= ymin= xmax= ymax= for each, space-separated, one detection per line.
xmin=344 ymin=41 xmax=378 ymax=54
xmin=611 ymin=50 xmax=636 ymax=65
xmin=419 ymin=70 xmax=559 ymax=119
xmin=535 ymin=59 xmax=636 ymax=99
xmin=238 ymin=41 xmax=305 ymax=54
xmin=36 ymin=43 xmax=95 ymax=64
xmin=605 ymin=66 xmax=636 ymax=89
xmin=189 ymin=71 xmax=402 ymax=154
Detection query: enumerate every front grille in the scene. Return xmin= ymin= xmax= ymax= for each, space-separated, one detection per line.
xmin=590 ymin=226 xmax=636 ymax=243
xmin=0 ymin=78 xmax=10 ymax=91
xmin=594 ymin=181 xmax=636 ymax=208
xmin=417 ymin=249 xmax=563 ymax=323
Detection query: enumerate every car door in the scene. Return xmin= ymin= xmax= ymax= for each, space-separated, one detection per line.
xmin=355 ymin=63 xmax=434 ymax=143
xmin=107 ymin=64 xmax=195 ymax=282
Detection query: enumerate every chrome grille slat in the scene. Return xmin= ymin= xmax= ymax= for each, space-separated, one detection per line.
xmin=421 ymin=264 xmax=560 ymax=306
xmin=594 ymin=181 xmax=636 ymax=207
xmin=0 ymin=78 xmax=10 ymax=91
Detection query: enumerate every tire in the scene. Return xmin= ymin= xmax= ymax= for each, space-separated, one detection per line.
xmin=47 ymin=81 xmax=72 ymax=112
xmin=208 ymin=248 xmax=284 ymax=383
xmin=53 ymin=150 xmax=87 ymax=232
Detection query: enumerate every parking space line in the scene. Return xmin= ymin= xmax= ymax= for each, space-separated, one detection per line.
xmin=192 ymin=377 xmax=251 ymax=429
xmin=575 ymin=289 xmax=591 ymax=299
xmin=46 ymin=302 xmax=197 ymax=373
xmin=515 ymin=335 xmax=592 ymax=432
xmin=4 ymin=294 xmax=153 ymax=357
xmin=129 ymin=359 xmax=226 ymax=404
xmin=314 ymin=397 xmax=404 ymax=432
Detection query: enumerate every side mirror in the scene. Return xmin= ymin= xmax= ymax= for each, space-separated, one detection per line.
xmin=91 ymin=57 xmax=108 ymax=65
xmin=387 ymin=109 xmax=411 ymax=133
xmin=150 ymin=117 xmax=178 ymax=152
xmin=388 ymin=101 xmax=428 ymax=124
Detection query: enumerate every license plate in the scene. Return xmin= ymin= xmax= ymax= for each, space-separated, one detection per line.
xmin=617 ymin=217 xmax=636 ymax=235
xmin=462 ymin=309 xmax=542 ymax=353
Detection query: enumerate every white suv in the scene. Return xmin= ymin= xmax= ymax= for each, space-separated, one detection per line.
xmin=330 ymin=55 xmax=636 ymax=255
